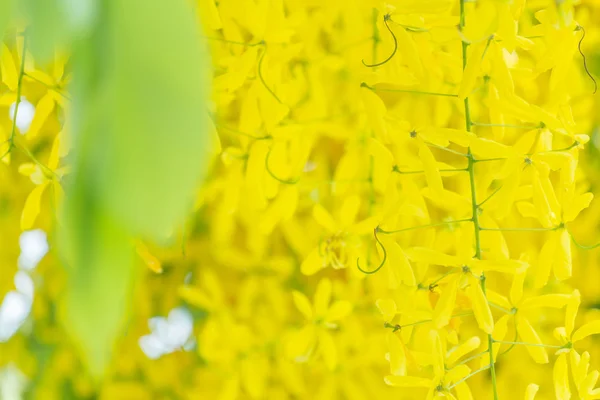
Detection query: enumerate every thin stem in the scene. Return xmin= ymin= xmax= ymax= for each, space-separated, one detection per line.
xmin=0 ymin=36 xmax=28 ymax=162
xmin=460 ymin=0 xmax=498 ymax=395
xmin=23 ymin=72 xmax=71 ymax=101
xmin=258 ymin=44 xmax=283 ymax=104
xmin=386 ymin=312 xmax=473 ymax=330
xmin=499 ymin=322 xmax=519 ymax=356
xmin=452 ymin=350 xmax=490 ymax=367
xmin=448 ymin=365 xmax=491 ymax=390
xmin=472 ymin=122 xmax=539 ymax=129
xmin=480 ymin=226 xmax=558 ymax=232
xmin=492 ymin=340 xmax=563 ymax=349
xmin=534 ymin=141 xmax=579 ymax=154
xmin=14 ymin=139 xmax=55 ymax=178
xmin=378 ymin=218 xmax=472 ymax=234
xmin=488 ymin=301 xmax=513 ymax=314
xmin=392 ymin=166 xmax=469 ymax=175
xmin=474 ymin=157 xmax=508 ymax=163
xmin=423 ymin=270 xmax=456 ymax=290
xmin=425 ymin=141 xmax=469 ymax=157
xmin=361 ymin=82 xmax=458 ymax=98
xmin=478 ymin=185 xmax=503 ymax=208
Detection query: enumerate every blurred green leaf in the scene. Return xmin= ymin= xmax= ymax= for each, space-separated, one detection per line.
xmin=21 ymin=0 xmax=69 ymax=61
xmin=99 ymin=0 xmax=212 ymax=241
xmin=61 ymin=0 xmax=211 ymax=377
xmin=0 ymin=0 xmax=14 ymax=43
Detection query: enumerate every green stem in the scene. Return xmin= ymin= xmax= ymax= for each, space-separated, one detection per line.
xmin=0 ymin=36 xmax=27 ymax=162
xmin=460 ymin=0 xmax=499 ymax=396
xmin=480 ymin=226 xmax=558 ymax=232
xmin=361 ymin=82 xmax=457 ymax=97
xmin=492 ymin=340 xmax=563 ymax=349
xmin=452 ymin=350 xmax=490 ymax=367
xmin=472 ymin=122 xmax=539 ymax=129
xmin=488 ymin=302 xmax=513 ymax=314
xmin=448 ymin=365 xmax=491 ymax=390
xmin=378 ymin=218 xmax=472 ymax=234
xmin=392 ymin=166 xmax=469 ymax=175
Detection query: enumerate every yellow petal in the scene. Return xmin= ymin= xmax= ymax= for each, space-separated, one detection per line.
xmin=292 ymin=291 xmax=313 ymax=320
xmin=520 ymin=294 xmax=570 ymax=310
xmin=386 ymin=331 xmax=407 ymax=376
xmin=421 ymin=127 xmax=474 ymax=148
xmin=517 ymin=315 xmax=548 ymax=364
xmin=509 ymin=269 xmax=526 ymax=306
xmin=431 ymin=330 xmax=445 ymax=377
xmin=197 ymin=0 xmax=222 ymax=30
xmin=446 ymin=336 xmax=481 ymax=366
xmin=534 ymin=232 xmax=556 ymax=289
xmin=301 ymin=247 xmax=325 ymax=276
xmin=1 ymin=44 xmax=17 ymax=91
xmin=524 ymin=383 xmax=539 ymax=400
xmin=338 ymin=195 xmax=361 ymax=229
xmin=572 ymin=321 xmax=600 ymax=344
xmin=314 ymin=278 xmax=332 ymax=317
xmin=553 ymin=353 xmax=571 ymax=400
xmin=27 ymin=94 xmax=55 ymax=138
xmin=18 ymin=163 xmax=37 ymax=176
xmin=405 ymin=247 xmax=462 ymax=266
xmin=376 ymin=299 xmax=397 ymax=322
xmin=490 ymin=315 xmax=510 ymax=365
xmin=384 ymin=375 xmax=432 ymax=387
xmin=326 ymin=301 xmax=352 ymax=322
xmin=367 ymin=137 xmax=393 ymax=193
xmin=458 ymin=39 xmax=488 ymax=100
xmin=554 ymin=229 xmax=572 ymax=281
xmin=564 ymin=192 xmax=593 ymax=223
xmin=313 ymin=204 xmax=337 ymax=233
xmin=135 ymin=241 xmax=162 ymax=273
xmin=380 ymin=235 xmax=416 ymax=286
xmin=470 ymin=259 xmax=527 ymax=274
xmin=21 ymin=183 xmax=48 ymax=231
xmin=433 ymin=275 xmax=459 ymax=329
xmin=470 ymin=137 xmax=514 ymax=159
xmin=532 ymin=167 xmax=558 ymax=228
xmin=318 ymin=330 xmax=337 ymax=371
xmin=361 ymin=87 xmax=388 ymax=142
xmin=418 ymin=141 xmax=443 ymax=196
xmin=566 ymin=290 xmax=581 ymax=338
xmin=467 ymin=274 xmax=494 ymax=334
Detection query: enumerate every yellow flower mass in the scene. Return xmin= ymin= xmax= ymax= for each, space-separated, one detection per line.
xmin=1 ymin=0 xmax=600 ymax=398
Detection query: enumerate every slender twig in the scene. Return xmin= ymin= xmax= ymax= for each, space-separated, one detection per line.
xmin=0 ymin=36 xmax=28 ymax=162
xmin=378 ymin=218 xmax=472 ymax=234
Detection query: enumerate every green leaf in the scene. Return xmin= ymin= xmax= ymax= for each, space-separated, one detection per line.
xmin=98 ymin=0 xmax=213 ymax=241
xmin=0 ymin=0 xmax=14 ymax=43
xmin=60 ymin=0 xmax=212 ymax=377
xmin=21 ymin=0 xmax=69 ymax=61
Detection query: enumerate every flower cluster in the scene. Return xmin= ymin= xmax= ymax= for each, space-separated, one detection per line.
xmin=0 ymin=0 xmax=599 ymax=398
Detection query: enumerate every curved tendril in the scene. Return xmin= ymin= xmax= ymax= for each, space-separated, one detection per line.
xmin=567 ymin=227 xmax=600 ymax=250
xmin=357 ymin=228 xmax=387 ymax=274
xmin=265 ymin=146 xmax=300 ymax=185
xmin=362 ymin=15 xmax=398 ymax=68
xmin=258 ymin=44 xmax=284 ymax=104
xmin=576 ymin=25 xmax=597 ymax=94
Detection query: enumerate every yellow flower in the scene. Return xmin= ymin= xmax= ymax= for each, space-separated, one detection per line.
xmin=288 ymin=278 xmax=352 ymax=370
xmin=18 ymin=132 xmax=68 ymax=230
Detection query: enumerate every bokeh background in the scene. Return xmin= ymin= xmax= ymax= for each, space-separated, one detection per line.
xmin=0 ymin=0 xmax=600 ymax=399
